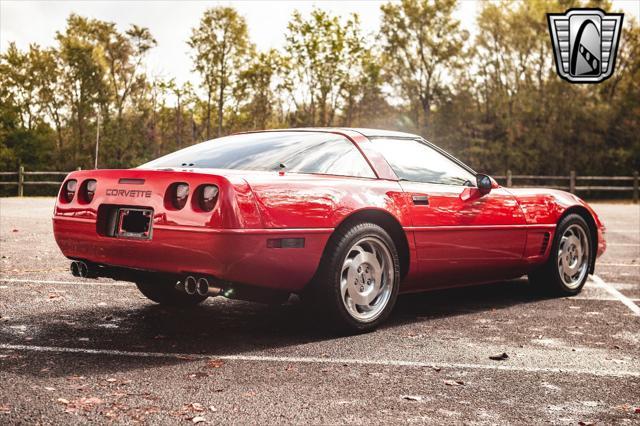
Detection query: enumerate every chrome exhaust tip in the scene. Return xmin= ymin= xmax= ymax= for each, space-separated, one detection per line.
xmin=70 ymin=261 xmax=80 ymax=277
xmin=184 ymin=276 xmax=197 ymax=295
xmin=196 ymin=277 xmax=209 ymax=296
xmin=70 ymin=261 xmax=89 ymax=278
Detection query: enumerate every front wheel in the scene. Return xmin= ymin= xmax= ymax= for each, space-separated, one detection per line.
xmin=528 ymin=214 xmax=593 ymax=295
xmin=136 ymin=277 xmax=207 ymax=306
xmin=309 ymin=222 xmax=400 ymax=334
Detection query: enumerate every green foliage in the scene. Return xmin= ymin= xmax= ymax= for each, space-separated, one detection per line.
xmin=282 ymin=8 xmax=367 ymax=126
xmin=189 ymin=7 xmax=252 ymax=138
xmin=0 ymin=1 xmax=638 ymax=178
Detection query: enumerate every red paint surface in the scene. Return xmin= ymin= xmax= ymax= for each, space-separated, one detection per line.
xmin=53 ymin=129 xmax=606 ymax=292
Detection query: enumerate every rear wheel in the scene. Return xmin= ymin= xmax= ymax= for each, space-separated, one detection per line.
xmin=528 ymin=214 xmax=592 ymax=295
xmin=309 ymin=222 xmax=400 ymax=333
xmin=136 ymin=277 xmax=207 ymax=306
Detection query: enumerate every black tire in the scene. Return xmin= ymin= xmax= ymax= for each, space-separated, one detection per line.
xmin=136 ymin=277 xmax=207 ymax=306
xmin=528 ymin=214 xmax=593 ymax=296
xmin=308 ymin=222 xmax=401 ymax=334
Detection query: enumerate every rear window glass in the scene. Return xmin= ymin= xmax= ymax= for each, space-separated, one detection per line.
xmin=140 ymin=131 xmax=375 ymax=178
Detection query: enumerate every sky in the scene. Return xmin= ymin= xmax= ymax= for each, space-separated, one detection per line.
xmin=1 ymin=0 xmax=639 ymax=86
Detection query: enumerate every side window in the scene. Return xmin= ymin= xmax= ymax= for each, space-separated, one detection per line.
xmin=286 ymin=137 xmax=376 ymax=178
xmin=370 ymin=138 xmax=475 ymax=185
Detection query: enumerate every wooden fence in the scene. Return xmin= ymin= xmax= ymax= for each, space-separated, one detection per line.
xmin=0 ymin=167 xmax=638 ymax=202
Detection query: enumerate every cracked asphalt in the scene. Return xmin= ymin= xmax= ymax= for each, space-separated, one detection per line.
xmin=0 ymin=198 xmax=639 ymax=424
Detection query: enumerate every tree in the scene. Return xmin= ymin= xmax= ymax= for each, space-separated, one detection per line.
xmin=282 ymin=8 xmax=367 ymax=126
xmin=380 ymin=0 xmax=468 ymax=133
xmin=189 ymin=7 xmax=252 ymax=138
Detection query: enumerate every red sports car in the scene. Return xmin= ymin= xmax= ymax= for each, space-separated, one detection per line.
xmin=53 ymin=128 xmax=606 ymax=332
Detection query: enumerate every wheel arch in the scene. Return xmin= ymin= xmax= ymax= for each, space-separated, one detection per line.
xmin=559 ymin=205 xmax=598 ymax=274
xmin=328 ymin=209 xmax=410 ymax=280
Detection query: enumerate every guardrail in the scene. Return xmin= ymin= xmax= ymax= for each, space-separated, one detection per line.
xmin=0 ymin=167 xmax=638 ymax=202
xmin=493 ymin=170 xmax=639 ymax=202
xmin=0 ymin=167 xmax=80 ymax=197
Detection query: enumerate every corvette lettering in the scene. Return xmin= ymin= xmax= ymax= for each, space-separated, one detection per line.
xmin=106 ymin=188 xmax=152 ymax=198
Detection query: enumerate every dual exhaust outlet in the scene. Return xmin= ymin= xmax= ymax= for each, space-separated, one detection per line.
xmin=70 ymin=260 xmax=221 ymax=298
xmin=180 ymin=275 xmax=222 ymax=297
xmin=70 ymin=260 xmax=90 ymax=278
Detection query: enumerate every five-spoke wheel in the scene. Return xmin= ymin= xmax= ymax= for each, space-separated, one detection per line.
xmin=529 ymin=214 xmax=593 ymax=295
xmin=340 ymin=236 xmax=395 ymax=323
xmin=309 ymin=222 xmax=400 ymax=333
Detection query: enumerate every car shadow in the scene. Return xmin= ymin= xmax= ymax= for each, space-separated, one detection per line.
xmin=0 ymin=278 xmax=556 ymax=378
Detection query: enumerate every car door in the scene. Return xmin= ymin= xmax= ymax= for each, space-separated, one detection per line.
xmin=369 ymin=138 xmax=528 ymax=289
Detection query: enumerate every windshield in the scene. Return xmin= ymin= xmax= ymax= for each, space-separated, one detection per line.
xmin=140 ymin=131 xmax=375 ymax=178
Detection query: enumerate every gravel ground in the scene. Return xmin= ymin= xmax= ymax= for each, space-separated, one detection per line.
xmin=0 ymin=198 xmax=639 ymax=424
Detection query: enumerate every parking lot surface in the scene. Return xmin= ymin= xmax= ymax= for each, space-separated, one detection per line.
xmin=1 ymin=198 xmax=639 ymax=424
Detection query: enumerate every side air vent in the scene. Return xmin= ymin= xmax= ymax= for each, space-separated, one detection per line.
xmin=539 ymin=232 xmax=550 ymax=255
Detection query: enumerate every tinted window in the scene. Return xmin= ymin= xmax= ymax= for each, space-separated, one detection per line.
xmin=370 ymin=138 xmax=475 ymax=185
xmin=141 ymin=132 xmax=375 ymax=178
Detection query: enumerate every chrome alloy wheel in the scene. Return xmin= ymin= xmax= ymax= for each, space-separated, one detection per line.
xmin=557 ymin=224 xmax=590 ymax=289
xmin=340 ymin=236 xmax=395 ymax=322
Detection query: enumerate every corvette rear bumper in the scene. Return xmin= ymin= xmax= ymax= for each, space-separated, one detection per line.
xmin=53 ymin=217 xmax=331 ymax=291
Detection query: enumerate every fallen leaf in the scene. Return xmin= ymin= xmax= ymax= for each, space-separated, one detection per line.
xmin=444 ymin=379 xmax=465 ymax=386
xmin=0 ymin=404 xmax=10 ymax=413
xmin=12 ymin=229 xmax=18 ymax=233
xmin=44 ymin=387 xmax=56 ymax=391
xmin=578 ymin=422 xmax=595 ymax=426
xmin=402 ymin=395 xmax=422 ymax=401
xmin=635 ymin=407 xmax=640 ymax=413
xmin=192 ymin=416 xmax=206 ymax=424
xmin=106 ymin=378 xmax=117 ymax=383
xmin=209 ymin=406 xmax=217 ymax=412
xmin=57 ymin=398 xmax=70 ymax=405
xmin=489 ymin=352 xmax=509 ymax=361
xmin=207 ymin=359 xmax=225 ymax=369
xmin=190 ymin=403 xmax=205 ymax=412
xmin=429 ymin=366 xmax=442 ymax=372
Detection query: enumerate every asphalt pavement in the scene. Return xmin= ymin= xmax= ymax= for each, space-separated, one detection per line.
xmin=0 ymin=198 xmax=639 ymax=424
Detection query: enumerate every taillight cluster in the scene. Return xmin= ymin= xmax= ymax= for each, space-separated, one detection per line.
xmin=166 ymin=183 xmax=218 ymax=212
xmin=61 ymin=179 xmax=97 ymax=203
xmin=172 ymin=183 xmax=189 ymax=209
xmin=62 ymin=179 xmax=77 ymax=202
xmin=199 ymin=185 xmax=219 ymax=211
xmin=83 ymin=180 xmax=97 ymax=202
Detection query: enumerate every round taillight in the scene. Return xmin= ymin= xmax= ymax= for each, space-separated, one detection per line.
xmin=199 ymin=185 xmax=219 ymax=212
xmin=84 ymin=179 xmax=97 ymax=203
xmin=62 ymin=179 xmax=77 ymax=202
xmin=173 ymin=183 xmax=189 ymax=209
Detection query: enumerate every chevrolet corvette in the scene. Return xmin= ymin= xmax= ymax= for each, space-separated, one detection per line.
xmin=53 ymin=128 xmax=606 ymax=332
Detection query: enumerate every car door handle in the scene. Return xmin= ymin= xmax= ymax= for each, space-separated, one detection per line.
xmin=412 ymin=195 xmax=429 ymax=205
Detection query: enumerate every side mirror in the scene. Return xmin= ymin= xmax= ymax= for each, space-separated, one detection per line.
xmin=476 ymin=174 xmax=492 ymax=195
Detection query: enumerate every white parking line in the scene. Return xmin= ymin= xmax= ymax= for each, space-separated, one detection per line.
xmin=0 ymin=278 xmax=130 ymax=287
xmin=591 ymin=274 xmax=640 ymax=316
xmin=599 ymin=263 xmax=639 ymax=267
xmin=0 ymin=278 xmax=636 ymax=304
xmin=0 ymin=343 xmax=638 ymax=378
